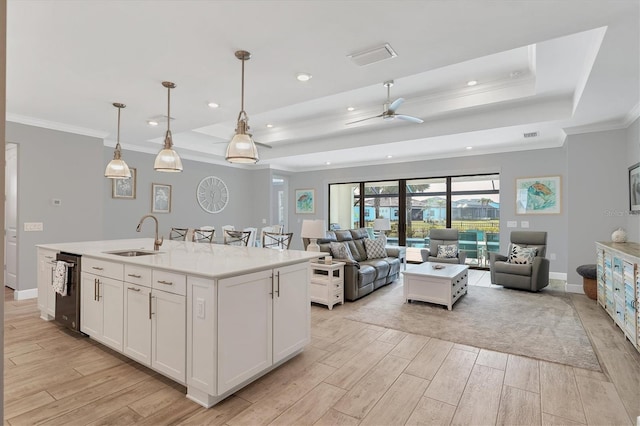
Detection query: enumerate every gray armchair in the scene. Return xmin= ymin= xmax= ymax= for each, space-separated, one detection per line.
xmin=420 ymin=228 xmax=467 ymax=264
xmin=489 ymin=231 xmax=550 ymax=292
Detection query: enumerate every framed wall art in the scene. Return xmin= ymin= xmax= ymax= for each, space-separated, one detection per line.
xmin=515 ymin=175 xmax=561 ymax=214
xmin=295 ymin=189 xmax=315 ymax=214
xmin=629 ymin=162 xmax=640 ymax=212
xmin=112 ymin=167 xmax=136 ymax=199
xmin=152 ymin=183 xmax=172 ymax=213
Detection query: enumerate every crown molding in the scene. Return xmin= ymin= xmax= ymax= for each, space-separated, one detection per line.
xmin=6 ymin=114 xmax=108 ymax=139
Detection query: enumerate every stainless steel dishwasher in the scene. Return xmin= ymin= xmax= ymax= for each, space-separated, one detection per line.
xmin=54 ymin=252 xmax=82 ymax=332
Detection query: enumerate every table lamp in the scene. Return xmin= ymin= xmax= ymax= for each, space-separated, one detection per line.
xmin=373 ymin=218 xmax=391 ymax=245
xmin=301 ymin=219 xmax=326 ymax=252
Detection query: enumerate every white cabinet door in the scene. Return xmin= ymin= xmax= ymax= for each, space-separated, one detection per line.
xmin=217 ymin=269 xmax=273 ymax=394
xmin=152 ymin=289 xmax=186 ymax=383
xmin=37 ymin=249 xmax=56 ymax=318
xmin=273 ymin=263 xmax=310 ymax=363
xmin=124 ymin=284 xmax=152 ymax=366
xmin=81 ymin=272 xmax=102 ymax=338
xmin=100 ymin=276 xmax=124 ymax=352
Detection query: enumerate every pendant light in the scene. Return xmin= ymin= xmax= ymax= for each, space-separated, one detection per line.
xmin=105 ymin=103 xmax=132 ymax=179
xmin=226 ymin=50 xmax=259 ymax=164
xmin=154 ymin=81 xmax=183 ymax=172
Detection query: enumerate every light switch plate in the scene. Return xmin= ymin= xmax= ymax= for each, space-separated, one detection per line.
xmin=24 ymin=222 xmax=43 ymax=231
xmin=521 ymin=221 xmax=529 ymax=228
xmin=507 ymin=221 xmax=517 ymax=228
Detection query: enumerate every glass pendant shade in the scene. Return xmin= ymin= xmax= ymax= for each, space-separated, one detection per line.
xmin=105 ymin=103 xmax=131 ymax=179
xmin=154 ymin=129 xmax=183 ymax=172
xmin=105 ymin=150 xmax=131 ymax=178
xmin=155 ymin=81 xmax=183 ymax=172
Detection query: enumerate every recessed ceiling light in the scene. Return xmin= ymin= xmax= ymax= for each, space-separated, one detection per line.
xmin=147 ymin=120 xmax=159 ymax=126
xmin=266 ymin=124 xmax=273 ymax=128
xmin=387 ymin=155 xmax=393 ymax=159
xmin=347 ymin=106 xmax=355 ymax=111
xmin=325 ymin=161 xmax=331 ymax=165
xmin=467 ymin=80 xmax=477 ymax=86
xmin=466 ymin=146 xmax=473 ymax=150
xmin=296 ymin=73 xmax=312 ymax=82
xmin=207 ymin=102 xmax=219 ymax=108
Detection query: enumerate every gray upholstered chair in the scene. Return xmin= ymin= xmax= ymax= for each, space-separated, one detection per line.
xmin=420 ymin=228 xmax=467 ymax=264
xmin=489 ymin=231 xmax=550 ymax=292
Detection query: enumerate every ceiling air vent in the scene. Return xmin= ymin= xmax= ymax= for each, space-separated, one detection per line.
xmin=348 ymin=43 xmax=398 ymax=67
xmin=523 ymin=132 xmax=539 ymax=138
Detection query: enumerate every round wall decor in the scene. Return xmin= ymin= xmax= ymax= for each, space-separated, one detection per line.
xmin=197 ymin=176 xmax=229 ymax=213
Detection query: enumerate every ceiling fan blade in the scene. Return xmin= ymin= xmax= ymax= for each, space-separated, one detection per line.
xmin=346 ymin=113 xmax=383 ymax=125
xmin=254 ymin=140 xmax=272 ymax=149
xmin=388 ymin=97 xmax=405 ymax=113
xmin=395 ymin=114 xmax=424 ymax=124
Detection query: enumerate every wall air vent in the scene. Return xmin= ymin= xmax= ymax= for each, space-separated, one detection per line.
xmin=523 ymin=132 xmax=539 ymax=138
xmin=348 ymin=43 xmax=398 ymax=67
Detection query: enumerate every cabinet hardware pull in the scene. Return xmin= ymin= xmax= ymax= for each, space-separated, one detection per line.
xmin=128 ymin=287 xmax=140 ymax=292
xmin=45 ymin=255 xmax=54 ymax=259
xmin=276 ymin=271 xmax=280 ymax=297
xmin=128 ymin=274 xmax=142 ymax=278
xmin=92 ymin=266 xmax=104 ymax=271
xmin=269 ymin=274 xmax=274 ymax=298
xmin=149 ymin=293 xmax=153 ymax=319
xmin=94 ymin=279 xmax=98 ymax=301
xmin=97 ymin=279 xmax=101 ymax=300
xmin=157 ymin=280 xmax=173 ymax=285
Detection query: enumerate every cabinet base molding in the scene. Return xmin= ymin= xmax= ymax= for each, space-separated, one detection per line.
xmin=187 ymin=348 xmax=303 ymax=408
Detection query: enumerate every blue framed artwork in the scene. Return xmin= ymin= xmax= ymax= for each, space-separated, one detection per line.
xmin=295 ymin=189 xmax=315 ymax=214
xmin=516 ymin=176 xmax=561 ymax=214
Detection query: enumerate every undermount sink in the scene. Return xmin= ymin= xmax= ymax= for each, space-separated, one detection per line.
xmin=104 ymin=249 xmax=161 ymax=257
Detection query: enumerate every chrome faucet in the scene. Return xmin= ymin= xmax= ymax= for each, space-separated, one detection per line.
xmin=136 ymin=214 xmax=163 ymax=251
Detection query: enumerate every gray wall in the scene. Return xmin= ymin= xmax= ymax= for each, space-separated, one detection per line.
xmin=566 ymin=128 xmax=629 ymax=286
xmin=7 ymin=122 xmax=104 ymax=293
xmin=285 ymin=148 xmax=570 ymax=276
xmin=102 ymin=148 xmax=268 ymax=240
xmin=626 ymin=118 xmax=640 ymax=241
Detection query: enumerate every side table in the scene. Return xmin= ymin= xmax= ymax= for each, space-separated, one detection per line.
xmin=310 ymin=261 xmax=345 ymax=310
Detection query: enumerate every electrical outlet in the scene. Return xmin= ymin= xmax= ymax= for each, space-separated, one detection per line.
xmin=196 ymin=298 xmax=205 ymax=319
xmin=507 ymin=221 xmax=517 ymax=228
xmin=550 ymin=253 xmax=557 ymax=260
xmin=262 ymin=218 xmax=267 ymax=224
xmin=521 ymin=221 xmax=529 ymax=228
xmin=24 ymin=222 xmax=43 ymax=231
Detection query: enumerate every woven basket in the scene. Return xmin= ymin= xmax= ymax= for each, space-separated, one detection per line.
xmin=583 ymin=277 xmax=597 ymax=300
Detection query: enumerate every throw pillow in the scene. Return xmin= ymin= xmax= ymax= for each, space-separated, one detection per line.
xmin=437 ymin=244 xmax=458 ymax=259
xmin=507 ymin=243 xmax=538 ymax=264
xmin=329 ymin=242 xmax=354 ymax=261
xmin=364 ymin=238 xmax=387 ymax=260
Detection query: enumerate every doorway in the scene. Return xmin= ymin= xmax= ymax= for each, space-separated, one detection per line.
xmin=5 ymin=143 xmax=17 ymax=290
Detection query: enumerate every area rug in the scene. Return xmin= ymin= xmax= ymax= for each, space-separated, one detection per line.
xmin=344 ymin=281 xmax=601 ymax=371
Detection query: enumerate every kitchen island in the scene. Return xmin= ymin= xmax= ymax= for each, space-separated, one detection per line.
xmin=37 ymin=238 xmax=321 ymax=408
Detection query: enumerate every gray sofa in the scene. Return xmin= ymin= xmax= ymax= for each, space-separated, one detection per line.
xmin=305 ymin=228 xmax=402 ymax=301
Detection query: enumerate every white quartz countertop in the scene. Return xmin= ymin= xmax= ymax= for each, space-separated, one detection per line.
xmin=37 ymin=238 xmax=322 ymax=279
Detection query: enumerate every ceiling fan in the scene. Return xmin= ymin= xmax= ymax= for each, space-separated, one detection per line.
xmin=346 ymin=80 xmax=424 ymax=125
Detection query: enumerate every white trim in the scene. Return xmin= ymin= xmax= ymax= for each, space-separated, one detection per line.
xmin=15 ymin=288 xmax=38 ymax=300
xmin=6 ymin=114 xmax=108 ymax=139
xmin=549 ymin=272 xmax=567 ymax=281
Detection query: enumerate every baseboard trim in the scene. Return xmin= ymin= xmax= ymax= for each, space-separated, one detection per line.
xmin=15 ymin=288 xmax=38 ymax=300
xmin=565 ymin=283 xmax=584 ymax=294
xmin=550 ymin=272 xmax=567 ymax=281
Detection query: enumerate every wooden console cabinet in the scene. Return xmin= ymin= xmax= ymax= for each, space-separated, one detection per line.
xmin=596 ymin=241 xmax=639 ymax=353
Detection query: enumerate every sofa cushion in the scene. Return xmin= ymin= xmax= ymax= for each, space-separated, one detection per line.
xmin=507 ymin=243 xmax=537 ymax=264
xmin=349 ymin=239 xmax=368 ymax=262
xmin=437 ymin=244 xmax=458 ymax=259
xmin=494 ymin=261 xmax=533 ymax=276
xmin=329 ymin=241 xmax=354 ymax=261
xmin=365 ymin=238 xmax=387 ymax=259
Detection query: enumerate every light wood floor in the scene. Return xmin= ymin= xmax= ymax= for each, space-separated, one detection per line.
xmin=4 ymin=275 xmax=639 ymax=425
